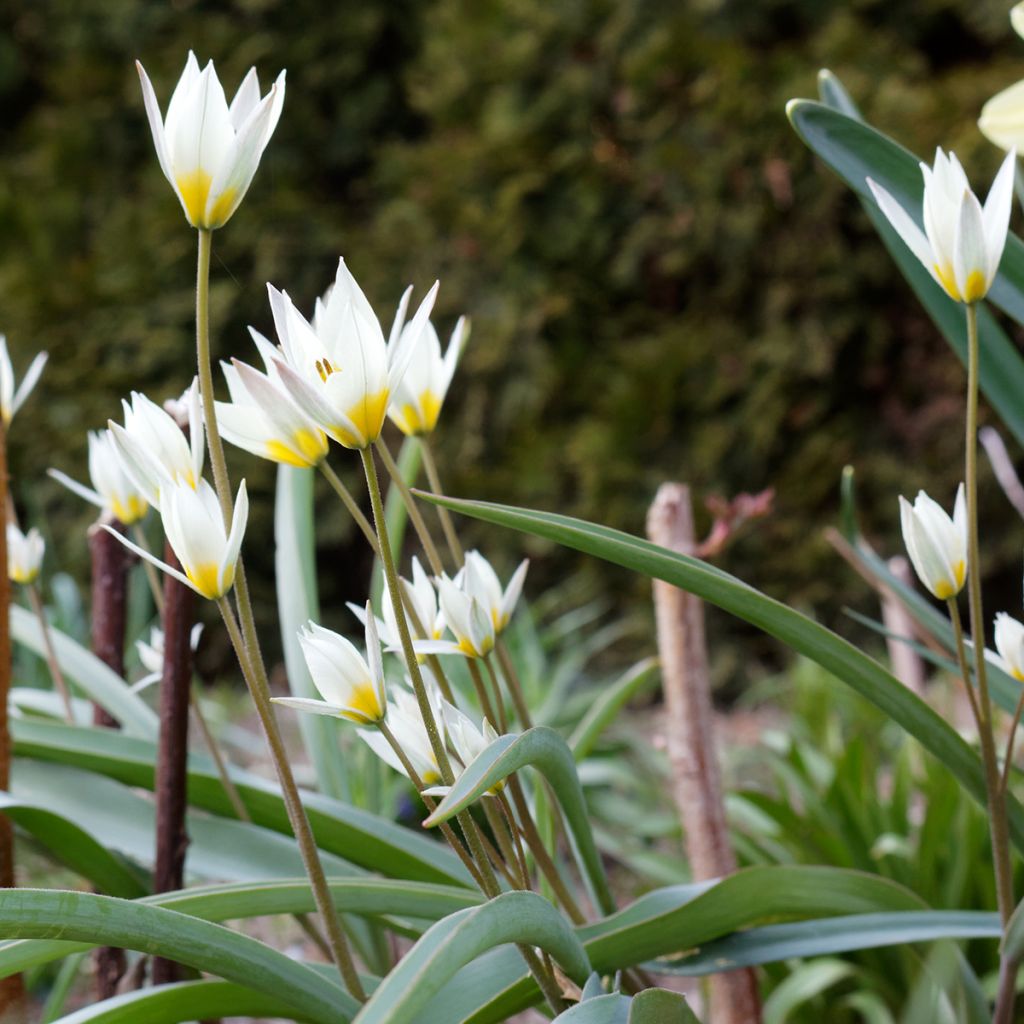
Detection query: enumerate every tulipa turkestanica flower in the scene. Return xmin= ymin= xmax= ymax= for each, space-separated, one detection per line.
xmin=134 ymin=624 xmax=204 ymax=691
xmin=271 ymin=606 xmax=387 ymax=725
xmin=137 ymin=52 xmax=285 ymax=230
xmin=0 ymin=336 xmax=47 ymax=428
xmin=443 ymin=701 xmax=500 ymax=776
xmin=108 ymin=385 xmax=204 ymax=509
xmin=348 ymin=556 xmax=445 ymax=658
xmin=103 ymin=478 xmax=248 ymax=600
xmin=386 ymin=306 xmax=466 ymax=437
xmin=49 ymin=429 xmax=149 ymax=525
xmin=215 ymin=331 xmax=329 ymax=467
xmin=265 ymin=259 xmax=439 ymax=450
xmin=980 ymin=4 xmax=1024 ymax=152
xmin=867 ymin=149 xmax=1015 ymax=304
xmin=7 ymin=525 xmax=43 ymax=585
xmin=994 ymin=612 xmax=1024 ymax=681
xmin=899 ymin=485 xmax=968 ymax=600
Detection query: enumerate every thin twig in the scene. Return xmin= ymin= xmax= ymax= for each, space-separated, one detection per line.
xmin=319 ymin=461 xmax=379 ymax=553
xmin=419 ymin=438 xmax=464 ymax=564
xmin=27 ymin=583 xmax=74 ymax=722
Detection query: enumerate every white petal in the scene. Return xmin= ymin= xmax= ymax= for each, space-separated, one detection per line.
xmin=953 ymin=190 xmax=989 ymax=301
xmin=983 ymin=150 xmax=1016 ymax=281
xmin=867 ymin=178 xmax=936 ymax=279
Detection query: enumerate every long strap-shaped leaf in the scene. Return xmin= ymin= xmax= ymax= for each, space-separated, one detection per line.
xmin=786 ymin=95 xmax=1024 ymax=445
xmin=657 ymin=910 xmax=999 ymax=974
xmin=10 ymin=605 xmax=157 ymax=738
xmin=411 ymin=865 xmax=933 ymax=1022
xmin=49 ymin=979 xmax=311 ymax=1024
xmin=424 ymin=727 xmax=615 ymax=915
xmin=0 ymin=793 xmax=145 ymax=898
xmin=11 ymin=718 xmax=472 ymax=887
xmin=353 ymin=891 xmax=590 ymax=1024
xmin=417 ymin=493 xmax=1024 ymax=853
xmin=0 ymin=876 xmax=482 ymax=979
xmin=0 ymin=889 xmax=355 ymax=1023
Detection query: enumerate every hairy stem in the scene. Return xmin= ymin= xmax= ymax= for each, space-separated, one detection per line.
xmin=420 ymin=438 xmax=464 ymax=564
xmin=218 ymin=597 xmax=366 ymax=1000
xmin=320 ymin=461 xmax=378 ymax=553
xmin=375 ymin=437 xmax=445 ymax=575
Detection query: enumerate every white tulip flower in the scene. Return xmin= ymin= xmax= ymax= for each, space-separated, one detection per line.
xmin=137 ymin=52 xmax=285 ymax=230
xmin=7 ymin=525 xmax=44 ymax=585
xmin=49 ymin=429 xmax=149 ymax=525
xmin=386 ymin=307 xmax=466 ymax=437
xmin=867 ymin=148 xmax=1015 ymax=304
xmin=899 ymin=485 xmax=968 ymax=600
xmin=104 ymin=478 xmax=248 ymax=600
xmin=0 ymin=336 xmax=47 ymax=427
xmin=272 ymin=606 xmax=387 ymax=726
xmin=266 ymin=259 xmax=438 ymax=450
xmin=215 ymin=330 xmax=329 ymax=467
xmin=979 ymin=4 xmax=1024 ymax=151
xmin=133 ymin=623 xmax=204 ymax=691
xmin=108 ymin=384 xmax=204 ymax=509
xmin=994 ymin=612 xmax=1024 ymax=682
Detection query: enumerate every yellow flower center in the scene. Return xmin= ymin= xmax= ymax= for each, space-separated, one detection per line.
xmin=333 ymin=389 xmax=389 ymax=449
xmin=393 ymin=391 xmax=443 ymax=436
xmin=266 ymin=427 xmax=329 ymax=467
xmin=111 ymin=494 xmax=148 ymax=526
xmin=175 ymin=170 xmax=237 ymax=230
xmin=963 ymin=270 xmax=988 ymax=303
xmin=934 ymin=262 xmax=962 ymax=302
xmin=339 ymin=681 xmax=385 ymax=724
xmin=186 ymin=561 xmax=231 ymax=600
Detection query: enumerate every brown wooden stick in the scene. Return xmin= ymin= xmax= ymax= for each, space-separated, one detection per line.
xmin=647 ymin=483 xmax=761 ymax=1024
xmin=87 ymin=514 xmax=130 ymax=997
xmin=151 ymin=544 xmax=196 ymax=986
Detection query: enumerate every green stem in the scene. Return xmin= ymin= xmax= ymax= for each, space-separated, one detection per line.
xmin=420 ymin=438 xmax=464 ymax=564
xmin=495 ymin=643 xmax=533 ymax=728
xmin=319 ymin=461 xmax=378 ymax=553
xmin=468 ymin=658 xmax=505 ymax=731
xmin=965 ymin=302 xmax=1016 ymax=1024
xmin=218 ymin=598 xmax=365 ymax=1001
xmin=27 ymin=583 xmax=74 ymax=723
xmin=375 ymin=437 xmax=445 ymax=575
xmin=946 ymin=600 xmax=983 ymax=734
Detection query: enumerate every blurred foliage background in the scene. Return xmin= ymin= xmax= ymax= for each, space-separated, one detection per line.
xmin=3 ymin=0 xmax=1024 ymax=686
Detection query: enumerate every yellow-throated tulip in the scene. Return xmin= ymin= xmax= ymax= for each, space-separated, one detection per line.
xmin=358 ymin=685 xmax=444 ymax=785
xmin=995 ymin=612 xmax=1024 ymax=681
xmin=105 ymin=478 xmax=248 ymax=600
xmin=899 ymin=485 xmax=967 ymax=600
xmin=868 ymin=149 xmax=1015 ymax=303
xmin=7 ymin=524 xmax=44 ymax=585
xmin=267 ymin=259 xmax=438 ymax=449
xmin=215 ymin=331 xmax=329 ymax=467
xmin=271 ymin=606 xmax=387 ymax=725
xmin=137 ymin=52 xmax=285 ymax=230
xmin=0 ymin=336 xmax=47 ymax=427
xmin=49 ymin=429 xmax=149 ymax=525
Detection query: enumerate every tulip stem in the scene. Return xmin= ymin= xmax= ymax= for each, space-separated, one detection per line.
xmin=965 ymin=302 xmax=1017 ymax=1023
xmin=319 ymin=461 xmax=378 ymax=553
xmin=469 ymin=658 xmax=507 ymax=732
xmin=492 ymin=646 xmax=533 ymax=728
xmin=1000 ymin=688 xmax=1024 ymax=794
xmin=375 ymin=437 xmax=446 ymax=575
xmin=26 ymin=583 xmax=74 ymax=722
xmin=946 ymin=599 xmax=984 ymax=733
xmin=420 ymin=439 xmax=464 ymax=564
xmin=217 ymin=596 xmax=366 ymax=1001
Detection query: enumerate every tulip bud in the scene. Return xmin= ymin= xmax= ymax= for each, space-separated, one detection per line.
xmin=898 ymin=486 xmax=967 ymax=600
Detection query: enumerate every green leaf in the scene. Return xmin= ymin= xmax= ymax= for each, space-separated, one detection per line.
xmin=1002 ymin=891 xmax=1024 ymax=960
xmin=352 ymin=892 xmax=590 ymax=1024
xmin=786 ymin=98 xmax=1024 ymax=446
xmin=11 ymin=758 xmax=354 ymax=883
xmin=628 ymin=989 xmax=700 ymax=1024
xmin=12 ymin=719 xmax=474 ymax=887
xmin=0 ymin=792 xmax=146 ymax=898
xmin=569 ymin=656 xmax=660 ymax=761
xmin=424 ymin=727 xmax=615 ymax=914
xmin=48 ymin=979 xmax=312 ymax=1024
xmin=656 ymin=911 xmax=999 ymax=973
xmin=553 ymin=995 xmax=631 ymax=1023
xmin=0 ymin=877 xmax=482 ymax=979
xmin=276 ymin=464 xmax=349 ymax=802
xmin=415 ymin=865 xmax=933 ymax=1022
xmin=0 ymin=889 xmax=356 ymax=1024
xmin=10 ymin=606 xmax=157 ymax=738
xmin=417 ymin=493 xmax=1024 ymax=853
xmin=816 ymin=69 xmax=861 ymax=119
